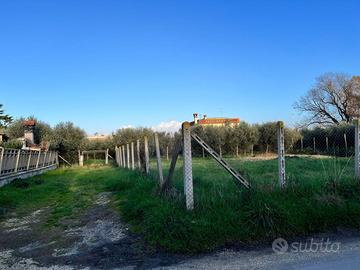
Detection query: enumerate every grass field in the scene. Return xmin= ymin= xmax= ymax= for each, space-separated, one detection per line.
xmin=1 ymin=156 xmax=360 ymax=253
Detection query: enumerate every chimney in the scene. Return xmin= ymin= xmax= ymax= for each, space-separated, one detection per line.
xmin=23 ymin=120 xmax=36 ymax=145
xmin=193 ymin=113 xmax=199 ymax=124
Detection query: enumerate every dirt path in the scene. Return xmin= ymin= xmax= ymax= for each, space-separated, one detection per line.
xmin=2 ymin=192 xmax=360 ymax=269
xmin=0 ymin=192 xmax=182 ymax=269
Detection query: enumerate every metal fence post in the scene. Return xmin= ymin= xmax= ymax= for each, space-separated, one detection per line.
xmin=26 ymin=150 xmax=32 ymax=171
xmin=43 ymin=151 xmax=47 ymax=167
xmin=26 ymin=150 xmax=31 ymax=171
xmin=36 ymin=150 xmax=41 ymax=168
xmin=182 ymin=122 xmax=194 ymax=210
xmin=355 ymin=119 xmax=360 ymax=179
xmin=131 ymin=142 xmax=135 ymax=170
xmin=277 ymin=121 xmax=286 ymax=189
xmin=154 ymin=133 xmax=164 ymax=185
xmin=14 ymin=149 xmax=21 ymax=172
xmin=0 ymin=147 xmax=4 ymax=175
xmin=136 ymin=139 xmax=141 ymax=169
xmin=144 ymin=136 xmax=150 ymax=174
xmin=126 ymin=144 xmax=130 ymax=169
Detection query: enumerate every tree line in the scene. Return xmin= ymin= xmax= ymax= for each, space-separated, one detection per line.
xmin=1 ymin=72 xmax=359 ymax=162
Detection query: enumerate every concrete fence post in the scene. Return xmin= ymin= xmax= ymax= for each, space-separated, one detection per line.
xmin=154 ymin=133 xmax=164 ymax=185
xmin=79 ymin=154 xmax=83 ymax=167
xmin=136 ymin=139 xmax=141 ymax=169
xmin=277 ymin=121 xmax=286 ymax=189
xmin=131 ymin=142 xmax=135 ymax=170
xmin=115 ymin=147 xmax=118 ymax=165
xmin=182 ymin=122 xmax=194 ymax=210
xmin=14 ymin=149 xmax=21 ymax=172
xmin=56 ymin=152 xmax=59 ymax=166
xmin=144 ymin=136 xmax=150 ymax=174
xmin=105 ymin=149 xmax=109 ymax=165
xmin=166 ymin=146 xmax=169 ymax=161
xmin=119 ymin=146 xmax=123 ymax=167
xmin=344 ymin=133 xmax=348 ymax=155
xmin=355 ymin=119 xmax=360 ymax=179
xmin=126 ymin=144 xmax=130 ymax=169
xmin=122 ymin=145 xmax=126 ymax=168
xmin=0 ymin=147 xmax=4 ymax=175
xmin=78 ymin=150 xmax=83 ymax=167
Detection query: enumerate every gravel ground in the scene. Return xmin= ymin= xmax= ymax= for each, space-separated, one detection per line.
xmin=1 ymin=192 xmax=360 ymax=269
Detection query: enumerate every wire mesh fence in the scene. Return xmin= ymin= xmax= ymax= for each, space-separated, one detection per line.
xmin=114 ymin=120 xmax=360 ymax=210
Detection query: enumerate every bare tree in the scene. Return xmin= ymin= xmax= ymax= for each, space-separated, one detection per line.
xmin=294 ymin=73 xmax=360 ymax=126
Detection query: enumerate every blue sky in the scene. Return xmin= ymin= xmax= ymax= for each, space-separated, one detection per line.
xmin=1 ymin=0 xmax=359 ymax=134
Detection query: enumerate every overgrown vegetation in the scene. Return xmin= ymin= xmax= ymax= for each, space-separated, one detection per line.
xmin=2 ymin=157 xmax=360 ymax=254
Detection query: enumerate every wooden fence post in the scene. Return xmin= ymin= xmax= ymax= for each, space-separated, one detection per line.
xmin=166 ymin=146 xmax=169 ymax=161
xmin=0 ymin=147 xmax=4 ymax=175
xmin=144 ymin=136 xmax=150 ymax=174
xmin=182 ymin=122 xmax=194 ymax=210
xmin=277 ymin=121 xmax=286 ymax=189
xmin=355 ymin=119 xmax=360 ymax=180
xmin=105 ymin=149 xmax=109 ymax=165
xmin=137 ymin=139 xmax=141 ymax=169
xmin=154 ymin=133 xmax=164 ymax=185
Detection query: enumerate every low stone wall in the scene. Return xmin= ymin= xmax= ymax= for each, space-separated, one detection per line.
xmin=0 ymin=164 xmax=57 ymax=188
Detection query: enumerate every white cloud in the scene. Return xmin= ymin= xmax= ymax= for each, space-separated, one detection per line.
xmin=119 ymin=125 xmax=134 ymax=129
xmin=151 ymin=120 xmax=181 ymax=134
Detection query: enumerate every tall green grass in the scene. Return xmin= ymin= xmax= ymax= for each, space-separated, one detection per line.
xmin=104 ymin=156 xmax=360 ymax=253
xmin=1 ymin=157 xmax=360 ymax=253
